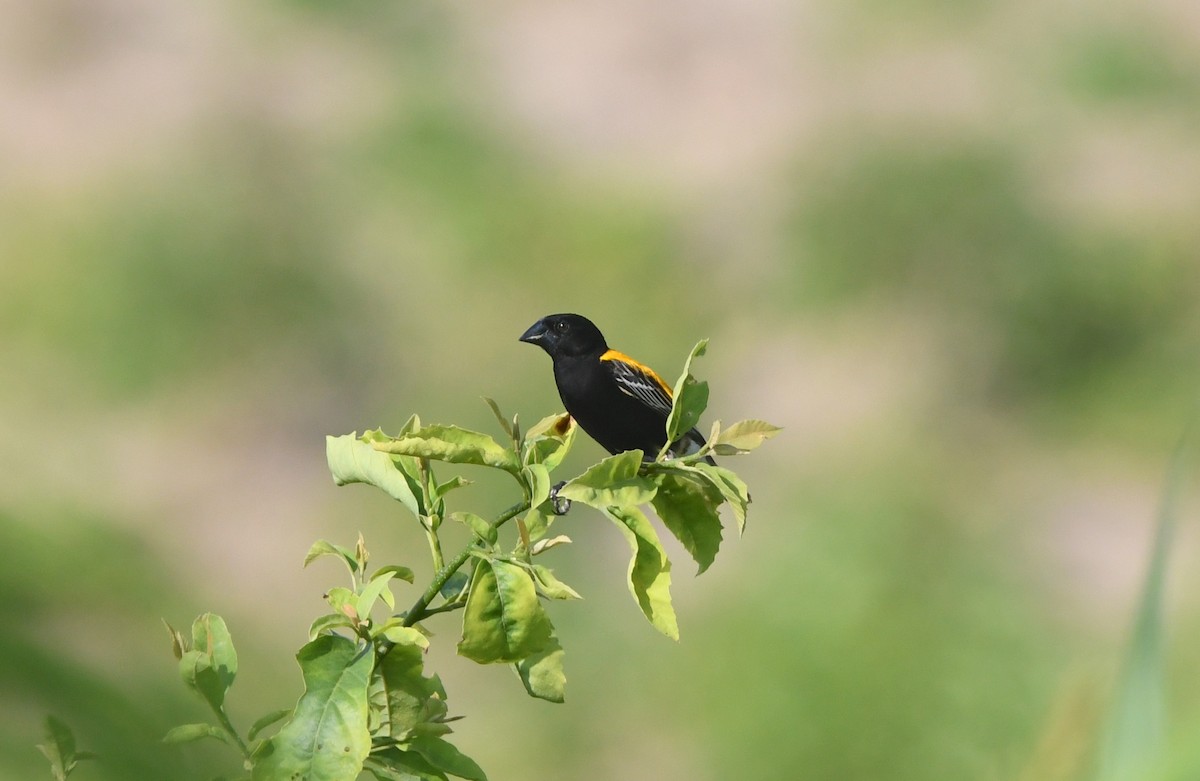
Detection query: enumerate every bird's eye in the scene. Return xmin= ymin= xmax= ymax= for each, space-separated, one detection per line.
xmin=554 ymin=321 xmax=568 ymax=332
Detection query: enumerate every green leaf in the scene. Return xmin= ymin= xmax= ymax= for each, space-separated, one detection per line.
xmin=396 ymin=415 xmax=421 ymax=437
xmin=370 ymin=565 xmax=416 ymax=585
xmin=451 ymin=512 xmax=497 ymax=545
xmin=557 ymin=451 xmax=657 ymax=508
xmin=708 ymin=419 xmax=722 ymax=447
xmin=438 ymin=571 xmax=471 ymax=601
xmin=433 ymin=476 xmax=471 ymax=500
xmin=531 ymin=564 xmax=582 ymax=600
xmin=327 ymin=433 xmax=423 ymax=518
xmin=354 ymin=533 xmax=370 ymax=575
xmin=304 ymin=539 xmax=360 ymax=574
xmin=482 ymin=397 xmax=513 ymax=439
xmin=374 ymin=633 xmax=445 ymax=741
xmin=711 ymin=419 xmax=782 ymax=455
xmin=247 ymin=708 xmax=292 ymax=742
xmin=194 ymin=613 xmax=237 ymax=686
xmin=521 ymin=413 xmax=577 ymax=472
xmin=373 ymin=425 xmax=520 ymax=474
xmin=692 ymin=462 xmax=751 ymax=534
xmin=408 ymin=735 xmax=488 ymax=781
xmin=37 ymin=716 xmax=90 ymax=781
xmin=665 ymin=339 xmax=709 ymax=447
xmin=1095 ymin=427 xmax=1195 ymax=781
xmin=458 ymin=560 xmax=553 ymax=664
xmin=530 ymin=535 xmax=571 ymax=556
xmin=252 ymin=635 xmax=373 ymax=781
xmin=180 ymin=613 xmax=237 ymax=711
xmin=650 ymin=471 xmax=724 ymax=574
xmin=603 ymin=506 xmax=678 ymax=640
xmin=380 ymin=624 xmax=430 ymax=650
xmin=522 ymin=463 xmax=551 ymax=509
xmin=163 ymin=619 xmax=188 ymax=660
xmin=516 ymin=634 xmax=566 ymax=703
xmin=309 ymin=613 xmax=356 ymax=640
xmin=163 ymin=723 xmax=231 ymax=746
xmin=520 ymin=503 xmax=556 ymax=543
xmin=365 ymin=749 xmax=449 ymax=781
xmin=356 ymin=570 xmax=398 ymax=618
xmin=325 ymin=587 xmax=357 ymax=619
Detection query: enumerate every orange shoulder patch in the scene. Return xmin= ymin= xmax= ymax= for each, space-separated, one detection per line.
xmin=600 ymin=349 xmax=674 ymax=397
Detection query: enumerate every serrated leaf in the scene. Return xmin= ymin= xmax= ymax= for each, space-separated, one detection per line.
xmin=665 ymin=340 xmax=709 ymax=447
xmin=557 ymin=451 xmax=657 ymax=508
xmin=163 ymin=723 xmax=231 ymax=746
xmin=531 ymin=564 xmax=582 ymax=600
xmin=356 ymin=570 xmax=398 ymax=618
xmin=251 ymin=635 xmax=372 ymax=781
xmin=304 ymin=539 xmax=360 ymax=574
xmin=373 ymin=425 xmax=520 ymax=474
xmin=650 ymin=471 xmax=724 ymax=574
xmin=451 ymin=512 xmax=497 ymax=545
xmin=516 ymin=634 xmax=566 ymax=703
xmin=458 ymin=560 xmax=553 ymax=664
xmin=247 ymin=709 xmax=292 ymax=742
xmin=711 ymin=419 xmax=782 ymax=454
xmin=603 ymin=506 xmax=678 ymax=640
xmin=327 ymin=434 xmax=423 ymax=518
xmin=408 ymin=735 xmax=488 ymax=781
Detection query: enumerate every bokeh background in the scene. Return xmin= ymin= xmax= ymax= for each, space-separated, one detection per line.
xmin=2 ymin=1 xmax=1199 ymax=779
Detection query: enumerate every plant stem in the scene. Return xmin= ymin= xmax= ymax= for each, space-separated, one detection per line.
xmin=421 ymin=600 xmax=467 ymax=617
xmin=212 ymin=705 xmax=251 ymax=760
xmin=424 ymin=520 xmax=445 ymax=571
xmin=401 ymin=501 xmax=528 ymax=628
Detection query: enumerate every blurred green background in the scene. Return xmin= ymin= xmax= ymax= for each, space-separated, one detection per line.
xmin=2 ymin=1 xmax=1198 ymax=779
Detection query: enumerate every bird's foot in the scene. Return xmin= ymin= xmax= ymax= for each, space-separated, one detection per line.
xmin=549 ymin=480 xmax=572 ymax=516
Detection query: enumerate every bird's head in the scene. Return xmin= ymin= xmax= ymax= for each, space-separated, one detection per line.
xmin=519 ymin=313 xmax=607 ymax=359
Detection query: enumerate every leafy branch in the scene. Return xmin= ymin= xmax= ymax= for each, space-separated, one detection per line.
xmin=150 ymin=340 xmax=778 ymax=781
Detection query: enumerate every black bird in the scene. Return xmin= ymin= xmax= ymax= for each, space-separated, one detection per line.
xmin=519 ymin=313 xmax=711 ymax=462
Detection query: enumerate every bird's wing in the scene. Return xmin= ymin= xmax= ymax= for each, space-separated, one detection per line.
xmin=600 ymin=349 xmax=674 ymax=416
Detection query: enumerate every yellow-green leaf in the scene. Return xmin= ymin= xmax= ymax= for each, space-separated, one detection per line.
xmin=557 ymin=451 xmax=656 ymax=508
xmin=373 ymin=425 xmax=520 ymax=474
xmin=711 ymin=419 xmax=782 ymax=455
xmin=458 ymin=560 xmax=553 ymax=664
xmin=603 ymin=506 xmax=678 ymax=640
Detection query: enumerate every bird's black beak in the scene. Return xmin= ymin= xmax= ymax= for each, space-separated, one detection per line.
xmin=519 ymin=319 xmax=549 ymax=346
